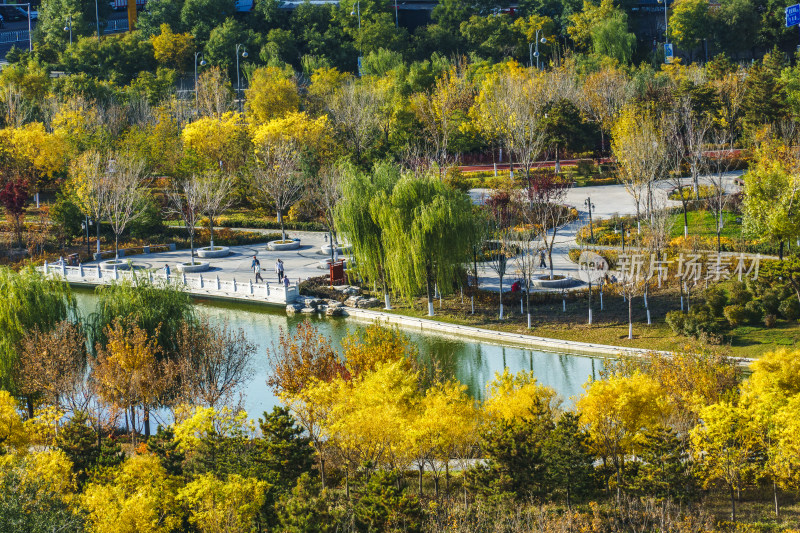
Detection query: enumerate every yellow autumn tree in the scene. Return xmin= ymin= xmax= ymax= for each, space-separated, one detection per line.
xmin=306 ymin=66 xmax=352 ymax=114
xmin=690 ymin=400 xmax=761 ymax=522
xmin=245 ymin=66 xmax=300 ymax=124
xmin=51 ymin=98 xmax=104 ymax=155
xmin=181 ymin=111 xmax=249 ymax=171
xmin=81 ymin=454 xmax=182 ymax=533
xmin=577 ymin=372 xmax=669 ymax=501
xmin=0 ymin=390 xmax=28 ymax=453
xmin=178 ymin=473 xmax=267 ymax=533
xmin=483 ymin=368 xmax=558 ymax=421
xmin=0 ymin=123 xmax=67 ymax=183
xmin=408 ymin=380 xmax=478 ymax=496
xmin=172 ymin=405 xmax=254 ymax=455
xmin=93 ymin=320 xmax=167 ymax=444
xmin=341 ymin=324 xmax=418 ymax=378
xmin=304 ymin=360 xmax=419 ymax=494
xmin=151 ymin=24 xmax=195 ymax=73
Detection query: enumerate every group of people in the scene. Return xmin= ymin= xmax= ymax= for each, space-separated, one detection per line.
xmin=252 ymin=255 xmax=289 ymax=287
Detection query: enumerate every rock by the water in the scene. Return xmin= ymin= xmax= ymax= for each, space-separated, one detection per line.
xmin=300 ymin=307 xmax=317 ymax=314
xmin=326 ymin=306 xmax=345 ymax=317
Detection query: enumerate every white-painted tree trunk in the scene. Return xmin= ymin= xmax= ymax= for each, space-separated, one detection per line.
xmin=428 ymin=301 xmax=434 ymax=316
xmin=384 ymin=293 xmax=392 ymax=310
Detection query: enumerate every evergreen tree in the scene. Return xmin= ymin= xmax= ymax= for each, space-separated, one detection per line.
xmin=147 ymin=426 xmax=185 ymax=477
xmin=354 ymin=470 xmax=423 ymax=533
xmin=256 ymin=407 xmax=315 ymax=490
xmin=631 ymin=426 xmax=699 ymax=504
xmin=278 ymin=473 xmax=339 ymax=533
xmin=543 ymin=412 xmax=597 ymax=511
xmin=56 ymin=412 xmax=99 ymax=486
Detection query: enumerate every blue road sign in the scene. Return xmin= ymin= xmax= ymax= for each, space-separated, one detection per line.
xmin=664 ymin=43 xmax=674 ymax=64
xmin=787 ymin=4 xmax=800 ymax=27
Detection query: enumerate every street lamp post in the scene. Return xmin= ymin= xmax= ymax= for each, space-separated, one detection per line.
xmin=529 ymin=29 xmax=547 ymax=70
xmin=82 ymin=216 xmax=93 ymax=258
xmin=94 ymin=0 xmax=100 ymax=38
xmin=351 ymin=0 xmax=362 ymax=73
xmin=584 ymin=197 xmax=595 ymax=244
xmin=657 ymin=0 xmax=668 ymax=45
xmin=64 ymin=15 xmax=72 ymax=45
xmin=235 ymin=44 xmax=248 ymax=112
xmin=194 ymin=51 xmax=207 ymax=109
xmin=394 ymin=0 xmax=398 ymax=27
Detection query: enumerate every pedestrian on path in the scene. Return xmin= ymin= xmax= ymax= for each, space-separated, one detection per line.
xmin=283 ymin=273 xmax=290 ymax=289
xmin=251 ymin=255 xmax=260 ymax=271
xmin=254 ymin=262 xmax=264 ymax=283
xmin=164 ymin=264 xmax=171 ymax=280
xmin=539 ymin=250 xmax=547 ymax=268
xmin=276 ymin=259 xmax=284 ymax=282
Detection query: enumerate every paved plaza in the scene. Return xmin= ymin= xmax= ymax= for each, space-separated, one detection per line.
xmin=77 ymin=173 xmax=744 ymax=295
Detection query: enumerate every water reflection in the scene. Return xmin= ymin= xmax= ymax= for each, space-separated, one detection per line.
xmin=74 ymin=291 xmax=603 ymax=418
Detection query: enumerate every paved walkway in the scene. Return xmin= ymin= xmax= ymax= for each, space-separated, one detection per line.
xmin=72 ymin=173 xmax=744 ymax=296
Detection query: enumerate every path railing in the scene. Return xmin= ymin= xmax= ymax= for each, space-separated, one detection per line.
xmin=0 ymin=30 xmax=29 ymax=44
xmin=39 ymin=261 xmax=299 ymax=305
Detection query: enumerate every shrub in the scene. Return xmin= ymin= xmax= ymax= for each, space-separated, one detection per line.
xmin=745 ymin=300 xmax=764 ymax=323
xmin=764 ymin=314 xmax=777 ymax=328
xmin=760 ymin=290 xmax=781 ymax=316
xmin=49 ymin=193 xmax=84 ymax=245
xmin=779 ymin=298 xmax=800 ymax=321
xmin=702 ymin=286 xmax=727 ymax=318
xmin=665 ymin=310 xmax=686 ymax=335
xmin=728 ymin=282 xmax=750 ymax=306
xmin=724 ymin=304 xmax=748 ymax=327
xmin=683 ymin=306 xmax=719 ymax=338
xmin=129 ymin=196 xmax=165 ymax=239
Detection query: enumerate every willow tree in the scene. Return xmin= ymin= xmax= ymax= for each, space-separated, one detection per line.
xmin=378 ymin=173 xmax=479 ymax=317
xmin=334 ymin=162 xmax=400 ymax=309
xmin=0 ymin=266 xmax=74 ymax=406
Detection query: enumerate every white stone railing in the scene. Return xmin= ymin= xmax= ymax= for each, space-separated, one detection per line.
xmin=40 ymin=261 xmax=299 ymax=305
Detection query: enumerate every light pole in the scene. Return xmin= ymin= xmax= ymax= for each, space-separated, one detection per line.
xmin=81 ymin=216 xmax=93 ymax=259
xmin=95 ymin=0 xmax=100 ymax=38
xmin=584 ymin=197 xmax=595 ymax=244
xmin=657 ymin=0 xmax=668 ymax=45
xmin=351 ymin=0 xmax=362 ymax=72
xmin=529 ymin=29 xmax=547 ymax=70
xmin=194 ymin=51 xmax=206 ymax=108
xmin=394 ymin=0 xmax=399 ymax=27
xmin=235 ymin=44 xmax=248 ymax=111
xmin=64 ymin=15 xmax=72 ymax=45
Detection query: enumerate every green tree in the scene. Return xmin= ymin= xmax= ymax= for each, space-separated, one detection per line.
xmin=590 ymin=11 xmax=636 ymax=64
xmin=137 ymin=0 xmax=186 ymax=37
xmin=35 ymin=0 xmax=111 ymax=47
xmin=204 ymin=17 xmax=259 ymax=77
xmin=630 ymin=426 xmax=699 ymax=504
xmin=335 ymin=162 xmax=400 ymax=309
xmin=543 ymin=412 xmax=596 ymax=511
xmin=278 ymin=473 xmax=339 ymax=533
xmin=354 ymin=470 xmax=423 ymax=533
xmin=377 ymin=173 xmax=478 ymax=316
xmin=0 ymin=267 xmax=74 ymax=397
xmin=49 ymin=192 xmax=84 ymax=247
xmin=0 ymin=469 xmax=85 ymax=533
xmin=742 ymin=49 xmax=787 ymax=130
xmin=670 ymin=0 xmax=710 ymax=55
xmin=91 ymin=277 xmax=195 ymax=359
xmin=181 ymin=0 xmax=237 ymax=42
xmin=147 ymin=426 xmax=186 ymax=477
xmin=256 ymin=407 xmax=315 ymax=490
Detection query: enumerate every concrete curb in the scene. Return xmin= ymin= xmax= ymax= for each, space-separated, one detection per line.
xmin=342 ymin=307 xmax=755 ymax=366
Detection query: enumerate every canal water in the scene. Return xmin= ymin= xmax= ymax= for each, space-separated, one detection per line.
xmin=73 ymin=291 xmax=604 ymax=417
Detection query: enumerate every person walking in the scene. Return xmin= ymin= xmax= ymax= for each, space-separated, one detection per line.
xmin=539 ymin=250 xmax=547 ymax=268
xmin=254 ymin=262 xmax=264 ymax=283
xmin=251 ymin=255 xmax=260 ymax=271
xmin=283 ymin=273 xmax=290 ymax=289
xmin=164 ymin=264 xmax=171 ymax=280
xmin=276 ymin=259 xmax=284 ymax=282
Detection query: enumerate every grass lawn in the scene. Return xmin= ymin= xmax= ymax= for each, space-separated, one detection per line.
xmin=669 ymin=210 xmax=742 ymax=240
xmin=357 ymin=285 xmax=798 ymax=359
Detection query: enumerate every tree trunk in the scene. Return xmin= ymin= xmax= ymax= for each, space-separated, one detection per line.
xmin=628 ymin=293 xmax=633 ymax=339
xmin=96 ymin=220 xmax=101 ymax=254
xmin=320 ymin=456 xmax=326 ymax=490
xmin=115 ymin=233 xmax=120 ymax=260
xmin=209 ymin=215 xmax=215 ymax=248
xmin=278 ymin=210 xmax=285 ymax=242
xmin=426 ymin=262 xmax=435 ymax=317
xmin=730 ymin=484 xmax=737 ymax=522
xmin=774 ymin=481 xmax=779 ymax=517
xmin=780 ymin=241 xmax=784 ymax=261
xmin=498 ymin=273 xmax=504 ymax=319
xmin=419 ymin=464 xmax=424 ymax=495
xmin=26 ymin=397 xmax=34 ymax=419
xmin=190 ymin=231 xmax=195 ymax=265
